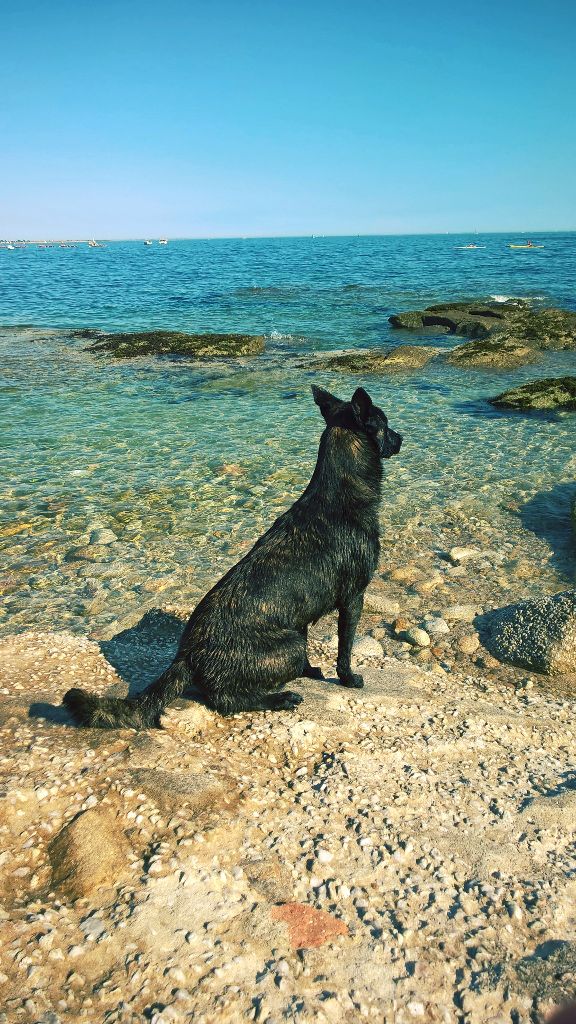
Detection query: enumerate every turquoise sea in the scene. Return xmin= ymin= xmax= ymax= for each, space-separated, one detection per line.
xmin=1 ymin=233 xmax=575 ymax=637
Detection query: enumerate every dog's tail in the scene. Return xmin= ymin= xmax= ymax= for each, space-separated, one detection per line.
xmin=63 ymin=658 xmax=193 ymax=730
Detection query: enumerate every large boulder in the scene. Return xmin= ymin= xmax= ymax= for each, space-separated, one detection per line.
xmin=311 ymin=345 xmax=437 ymax=373
xmin=389 ymin=300 xmax=576 ymax=355
xmin=489 ymin=377 xmax=576 ymax=411
xmin=478 ymin=590 xmax=576 ymax=674
xmin=87 ymin=330 xmax=265 ymax=358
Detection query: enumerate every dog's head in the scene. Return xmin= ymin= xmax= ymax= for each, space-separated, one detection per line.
xmin=312 ymin=385 xmax=403 ymax=459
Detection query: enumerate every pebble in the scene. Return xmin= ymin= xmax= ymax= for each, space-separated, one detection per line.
xmin=448 ymin=546 xmax=481 ymax=566
xmin=458 ymin=634 xmax=481 ymax=654
xmin=423 ymin=617 xmax=450 ymax=636
xmin=443 ymin=604 xmax=479 ymax=622
xmin=353 ymin=636 xmax=384 ymax=659
xmin=88 ymin=528 xmax=118 ymax=546
xmin=316 ymin=848 xmax=333 ymax=864
xmin=403 ymin=627 xmax=431 ymax=648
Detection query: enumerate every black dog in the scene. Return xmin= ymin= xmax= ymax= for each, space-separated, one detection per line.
xmin=64 ymin=385 xmax=402 ymax=728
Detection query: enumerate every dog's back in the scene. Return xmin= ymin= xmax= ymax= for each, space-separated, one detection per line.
xmin=64 ymin=386 xmax=402 ymax=727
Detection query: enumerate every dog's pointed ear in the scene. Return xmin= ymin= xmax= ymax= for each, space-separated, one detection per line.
xmin=351 ymin=387 xmax=373 ymax=423
xmin=312 ymin=385 xmax=344 ymax=422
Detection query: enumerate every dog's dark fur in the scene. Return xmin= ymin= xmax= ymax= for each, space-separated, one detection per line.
xmin=64 ymin=385 xmax=402 ymax=729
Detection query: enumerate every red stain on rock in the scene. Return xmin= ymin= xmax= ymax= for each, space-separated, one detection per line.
xmin=271 ymin=902 xmax=348 ymax=948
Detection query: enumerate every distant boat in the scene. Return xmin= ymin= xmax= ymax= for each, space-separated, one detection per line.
xmin=6 ymin=244 xmax=15 ymax=250
xmin=88 ymin=239 xmax=102 ymax=248
xmin=509 ymin=242 xmax=544 ymax=249
xmin=158 ymin=238 xmax=168 ymax=245
xmin=144 ymin=240 xmax=153 ymax=245
xmin=455 ymin=244 xmax=486 ymax=249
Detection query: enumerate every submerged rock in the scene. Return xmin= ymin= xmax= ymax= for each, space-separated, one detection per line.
xmin=389 ymin=301 xmax=576 ymax=368
xmin=479 ymin=590 xmax=576 ymax=674
xmin=86 ymin=330 xmax=265 ymax=358
xmin=488 ymin=376 xmax=576 ymax=411
xmin=446 ymin=336 xmax=540 ymax=369
xmin=312 ymin=345 xmax=437 ymax=373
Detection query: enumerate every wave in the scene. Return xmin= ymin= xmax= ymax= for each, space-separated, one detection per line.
xmin=490 ymin=294 xmax=545 ymax=302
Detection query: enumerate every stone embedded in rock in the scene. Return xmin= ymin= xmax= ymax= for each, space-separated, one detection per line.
xmin=479 ymin=590 xmax=576 ymax=674
xmin=48 ymin=804 xmax=131 ymax=900
xmin=271 ymin=902 xmax=348 ymax=948
xmin=488 ymin=377 xmax=576 ymax=412
xmin=86 ymin=330 xmax=266 ymax=358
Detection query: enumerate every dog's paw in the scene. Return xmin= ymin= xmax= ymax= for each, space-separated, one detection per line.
xmin=338 ymin=672 xmax=364 ymax=689
xmin=303 ymin=664 xmax=325 ymax=680
xmin=270 ymin=690 xmax=303 ymax=710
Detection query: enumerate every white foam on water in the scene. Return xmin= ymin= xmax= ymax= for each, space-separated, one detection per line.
xmin=490 ymin=294 xmax=545 ymax=302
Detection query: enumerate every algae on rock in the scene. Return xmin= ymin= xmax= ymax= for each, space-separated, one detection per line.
xmin=489 ymin=377 xmax=576 ymax=411
xmin=87 ymin=330 xmax=266 ymax=358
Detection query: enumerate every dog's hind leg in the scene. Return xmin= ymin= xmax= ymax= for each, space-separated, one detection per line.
xmin=336 ymin=592 xmax=365 ymax=688
xmin=301 ymin=627 xmax=325 ymax=680
xmin=302 ymin=661 xmax=324 ymax=680
xmin=209 ymin=630 xmax=307 ymax=715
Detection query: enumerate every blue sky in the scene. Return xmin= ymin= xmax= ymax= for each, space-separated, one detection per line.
xmin=2 ymin=0 xmax=575 ymax=237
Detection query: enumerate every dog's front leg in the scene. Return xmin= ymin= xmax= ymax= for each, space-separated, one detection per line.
xmin=336 ymin=592 xmax=364 ymax=688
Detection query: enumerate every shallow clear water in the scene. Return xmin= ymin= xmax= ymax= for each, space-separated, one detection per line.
xmin=1 ymin=233 xmax=575 ymax=636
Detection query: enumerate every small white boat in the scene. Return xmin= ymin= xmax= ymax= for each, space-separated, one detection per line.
xmin=88 ymin=239 xmax=100 ymax=248
xmin=6 ymin=244 xmax=15 ymax=250
xmin=144 ymin=240 xmax=153 ymax=245
xmin=158 ymin=238 xmax=168 ymax=245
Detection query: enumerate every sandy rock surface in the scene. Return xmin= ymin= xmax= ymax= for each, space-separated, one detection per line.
xmin=1 ymin=616 xmax=575 ymax=1023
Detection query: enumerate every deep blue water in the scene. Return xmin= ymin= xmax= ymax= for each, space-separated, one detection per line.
xmin=1 ymin=233 xmax=575 ymax=636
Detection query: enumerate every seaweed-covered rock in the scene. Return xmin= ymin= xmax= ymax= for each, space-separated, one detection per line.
xmin=478 ymin=590 xmax=576 ymax=674
xmin=446 ymin=336 xmax=540 ymax=369
xmin=87 ymin=331 xmax=265 ymax=358
xmin=389 ymin=300 xmax=576 ymax=353
xmin=390 ymin=302 xmax=504 ymax=339
xmin=312 ymin=345 xmax=437 ymax=373
xmin=489 ymin=377 xmax=576 ymax=411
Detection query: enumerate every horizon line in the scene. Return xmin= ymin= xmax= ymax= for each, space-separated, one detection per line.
xmin=3 ymin=228 xmax=575 ymax=243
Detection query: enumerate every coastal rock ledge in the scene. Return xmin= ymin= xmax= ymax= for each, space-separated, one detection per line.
xmin=489 ymin=376 xmax=576 ymax=411
xmin=479 ymin=589 xmax=576 ymax=674
xmin=87 ymin=330 xmax=265 ymax=358
xmin=389 ymin=300 xmax=576 ymax=368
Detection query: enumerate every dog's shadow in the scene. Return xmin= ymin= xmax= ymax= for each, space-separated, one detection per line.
xmin=99 ymin=609 xmax=187 ymax=698
xmin=520 ymin=482 xmax=576 ymax=582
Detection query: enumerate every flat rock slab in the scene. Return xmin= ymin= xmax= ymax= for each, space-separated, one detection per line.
xmin=86 ymin=330 xmax=265 ymax=358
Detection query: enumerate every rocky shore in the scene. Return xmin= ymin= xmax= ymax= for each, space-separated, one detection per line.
xmin=1 ymin=298 xmax=576 ymax=1022
xmin=1 ymin=513 xmax=575 ymax=1022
